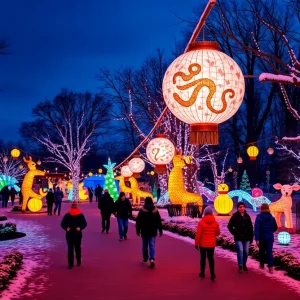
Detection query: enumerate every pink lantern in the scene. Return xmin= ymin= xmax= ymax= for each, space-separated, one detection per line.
xmin=252 ymin=187 xmax=263 ymax=198
xmin=267 ymin=147 xmax=274 ymax=155
xmin=121 ymin=164 xmax=133 ymax=178
xmin=128 ymin=156 xmax=145 ymax=178
xmin=237 ymin=156 xmax=243 ymax=164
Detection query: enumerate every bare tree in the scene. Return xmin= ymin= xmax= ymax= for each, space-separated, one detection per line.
xmin=20 ymin=89 xmax=111 ymax=201
xmin=0 ymin=151 xmax=26 ymax=180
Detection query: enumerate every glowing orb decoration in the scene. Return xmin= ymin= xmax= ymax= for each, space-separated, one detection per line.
xmin=98 ymin=168 xmax=103 ymax=174
xmin=252 ymin=187 xmax=263 ymax=198
xmin=128 ymin=156 xmax=145 ymax=178
xmin=162 ymin=41 xmax=245 ymax=145
xmin=237 ymin=156 xmax=243 ymax=164
xmin=11 ymin=148 xmax=21 ymax=160
xmin=150 ymin=171 xmax=155 ymax=176
xmin=121 ymin=164 xmax=133 ymax=178
xmin=214 ymin=184 xmax=233 ymax=215
xmin=28 ymin=198 xmax=43 ymax=212
xmin=277 ymin=232 xmax=291 ymax=245
xmin=267 ymin=147 xmax=274 ymax=155
xmin=146 ymin=134 xmax=175 ymax=173
xmin=3 ymin=156 xmax=8 ymax=163
xmin=88 ymin=172 xmax=93 ymax=177
xmin=247 ymin=145 xmax=259 ymax=160
xmin=37 ymin=159 xmax=41 ymax=165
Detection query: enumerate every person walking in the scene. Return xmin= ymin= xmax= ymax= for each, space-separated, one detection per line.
xmin=19 ymin=190 xmax=23 ymax=205
xmin=88 ymin=187 xmax=93 ymax=203
xmin=98 ymin=189 xmax=114 ymax=233
xmin=1 ymin=186 xmax=10 ymax=208
xmin=54 ymin=187 xmax=64 ymax=216
xmin=254 ymin=203 xmax=278 ymax=273
xmin=195 ymin=206 xmax=220 ymax=280
xmin=136 ymin=197 xmax=163 ymax=268
xmin=10 ymin=187 xmax=17 ymax=207
xmin=95 ymin=184 xmax=103 ymax=202
xmin=114 ymin=192 xmax=132 ymax=241
xmin=227 ymin=202 xmax=253 ymax=273
xmin=61 ymin=202 xmax=87 ymax=269
xmin=46 ymin=188 xmax=55 ymax=215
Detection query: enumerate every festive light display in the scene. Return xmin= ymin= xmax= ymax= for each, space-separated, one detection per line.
xmin=128 ymin=156 xmax=145 ymax=178
xmin=150 ymin=171 xmax=155 ymax=176
xmin=28 ymin=198 xmax=43 ymax=213
xmin=237 ymin=156 xmax=243 ymax=164
xmin=267 ymin=147 xmax=274 ymax=155
xmin=0 ymin=175 xmax=20 ymax=192
xmin=128 ymin=176 xmax=153 ymax=206
xmin=37 ymin=159 xmax=42 ymax=165
xmin=146 ymin=134 xmax=175 ymax=173
xmin=115 ymin=175 xmax=132 ymax=196
xmin=197 ymin=181 xmax=216 ymax=202
xmin=168 ymin=150 xmax=202 ymax=211
xmin=252 ymin=187 xmax=263 ymax=197
xmin=3 ymin=156 xmax=8 ymax=163
xmin=104 ymin=158 xmax=119 ymax=201
xmin=277 ymin=232 xmax=291 ymax=245
xmin=240 ymin=170 xmax=251 ymax=192
xmin=11 ymin=148 xmax=20 ymax=160
xmin=228 ymin=167 xmax=233 ymax=172
xmin=214 ymin=184 xmax=233 ymax=215
xmin=247 ymin=145 xmax=259 ymax=160
xmin=21 ymin=157 xmax=47 ymax=212
xmin=162 ymin=41 xmax=245 ymax=145
xmin=152 ymin=183 xmax=157 ymax=201
xmin=88 ymin=172 xmax=93 ymax=177
xmin=67 ymin=181 xmax=88 ymax=201
xmin=120 ymin=165 xmax=133 ymax=178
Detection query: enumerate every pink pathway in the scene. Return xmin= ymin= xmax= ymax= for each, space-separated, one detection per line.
xmin=2 ymin=203 xmax=300 ymax=300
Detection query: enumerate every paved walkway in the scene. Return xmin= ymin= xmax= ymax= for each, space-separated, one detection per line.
xmin=1 ymin=203 xmax=300 ymax=300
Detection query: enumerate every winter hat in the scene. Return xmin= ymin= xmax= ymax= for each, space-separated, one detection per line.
xmin=203 ymin=206 xmax=213 ymax=216
xmin=260 ymin=203 xmax=270 ymax=212
xmin=71 ymin=202 xmax=78 ymax=209
xmin=237 ymin=202 xmax=245 ymax=209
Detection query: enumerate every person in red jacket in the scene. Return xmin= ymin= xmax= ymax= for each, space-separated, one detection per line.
xmin=195 ymin=206 xmax=220 ymax=280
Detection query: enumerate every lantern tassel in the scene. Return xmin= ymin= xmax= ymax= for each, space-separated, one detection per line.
xmin=190 ymin=123 xmax=218 ymax=145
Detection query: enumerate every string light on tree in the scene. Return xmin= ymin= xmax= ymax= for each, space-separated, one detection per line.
xmin=103 ymin=158 xmax=118 ymax=201
xmin=37 ymin=159 xmax=42 ymax=165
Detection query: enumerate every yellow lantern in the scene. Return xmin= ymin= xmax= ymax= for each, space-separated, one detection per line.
xmin=88 ymin=172 xmax=93 ymax=177
xmin=98 ymin=168 xmax=103 ymax=174
xmin=247 ymin=145 xmax=259 ymax=160
xmin=162 ymin=41 xmax=245 ymax=145
xmin=121 ymin=164 xmax=133 ymax=178
xmin=150 ymin=171 xmax=155 ymax=176
xmin=128 ymin=156 xmax=145 ymax=178
xmin=214 ymin=184 xmax=233 ymax=215
xmin=28 ymin=198 xmax=43 ymax=213
xmin=146 ymin=134 xmax=175 ymax=173
xmin=11 ymin=148 xmax=21 ymax=160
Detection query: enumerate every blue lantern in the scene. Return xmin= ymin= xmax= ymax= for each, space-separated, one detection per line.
xmin=277 ymin=232 xmax=291 ymax=245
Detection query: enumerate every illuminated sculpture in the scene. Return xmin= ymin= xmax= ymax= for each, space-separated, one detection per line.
xmin=103 ymin=158 xmax=119 ymax=200
xmin=21 ymin=157 xmax=47 ymax=212
xmin=168 ymin=150 xmax=202 ymax=211
xmin=28 ymin=198 xmax=43 ymax=213
xmin=0 ymin=175 xmax=20 ymax=193
xmin=115 ymin=175 xmax=132 ymax=198
xmin=277 ymin=232 xmax=291 ymax=245
xmin=11 ymin=148 xmax=21 ymax=160
xmin=146 ymin=134 xmax=175 ymax=173
xmin=128 ymin=177 xmax=153 ymax=206
xmin=162 ymin=41 xmax=245 ymax=144
xmin=214 ymin=184 xmax=233 ymax=215
xmin=270 ymin=183 xmax=300 ymax=233
xmin=128 ymin=156 xmax=145 ymax=178
xmin=252 ymin=187 xmax=263 ymax=198
xmin=67 ymin=181 xmax=88 ymax=201
xmin=247 ymin=145 xmax=259 ymax=160
xmin=121 ymin=164 xmax=133 ymax=178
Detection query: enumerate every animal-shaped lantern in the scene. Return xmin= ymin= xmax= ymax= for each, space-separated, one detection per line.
xmin=21 ymin=157 xmax=47 ymax=212
xmin=128 ymin=177 xmax=153 ymax=206
xmin=214 ymin=184 xmax=233 ymax=215
xmin=269 ymin=183 xmax=300 ymax=233
xmin=168 ymin=149 xmax=202 ymax=212
xmin=115 ymin=175 xmax=132 ymax=198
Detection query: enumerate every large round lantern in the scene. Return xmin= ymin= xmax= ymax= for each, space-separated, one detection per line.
xmin=247 ymin=146 xmax=259 ymax=160
xmin=277 ymin=232 xmax=291 ymax=245
xmin=162 ymin=41 xmax=245 ymax=145
xmin=11 ymin=148 xmax=20 ymax=160
xmin=121 ymin=164 xmax=133 ymax=178
xmin=128 ymin=156 xmax=145 ymax=178
xmin=3 ymin=156 xmax=8 ymax=163
xmin=28 ymin=198 xmax=43 ymax=213
xmin=146 ymin=134 xmax=175 ymax=173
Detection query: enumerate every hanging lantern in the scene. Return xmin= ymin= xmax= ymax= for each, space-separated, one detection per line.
xmin=11 ymin=148 xmax=20 ymax=160
xmin=267 ymin=147 xmax=274 ymax=155
xmin=247 ymin=145 xmax=259 ymax=160
xmin=128 ymin=155 xmax=145 ymax=178
xmin=150 ymin=171 xmax=155 ymax=176
xmin=121 ymin=164 xmax=133 ymax=178
xmin=162 ymin=41 xmax=245 ymax=145
xmin=146 ymin=134 xmax=175 ymax=173
xmin=18 ymin=164 xmax=24 ymax=170
xmin=237 ymin=156 xmax=243 ymax=164
xmin=3 ymin=156 xmax=8 ymax=163
xmin=88 ymin=172 xmax=93 ymax=177
xmin=37 ymin=159 xmax=41 ymax=165
xmin=98 ymin=168 xmax=103 ymax=174
xmin=228 ymin=166 xmax=233 ymax=172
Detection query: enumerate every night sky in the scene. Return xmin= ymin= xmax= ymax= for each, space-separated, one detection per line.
xmin=0 ymin=0 xmax=203 ymax=142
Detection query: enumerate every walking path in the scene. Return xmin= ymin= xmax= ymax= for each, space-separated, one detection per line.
xmin=1 ymin=203 xmax=300 ymax=300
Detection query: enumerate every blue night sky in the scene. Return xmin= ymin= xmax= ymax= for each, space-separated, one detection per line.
xmin=0 ymin=0 xmax=203 ymax=142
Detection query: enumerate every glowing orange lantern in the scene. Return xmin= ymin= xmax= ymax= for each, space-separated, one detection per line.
xmin=121 ymin=164 xmax=133 ymax=178
xmin=146 ymin=134 xmax=175 ymax=173
xmin=11 ymin=148 xmax=20 ymax=160
xmin=267 ymin=147 xmax=274 ymax=155
xmin=162 ymin=41 xmax=245 ymax=145
xmin=128 ymin=156 xmax=145 ymax=178
xmin=98 ymin=168 xmax=103 ymax=174
xmin=28 ymin=198 xmax=43 ymax=213
xmin=247 ymin=145 xmax=259 ymax=160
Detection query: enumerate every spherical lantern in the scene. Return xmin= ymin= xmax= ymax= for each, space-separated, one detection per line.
xmin=88 ymin=172 xmax=93 ymax=177
xmin=3 ymin=156 xmax=8 ymax=163
xmin=228 ymin=167 xmax=233 ymax=172
xmin=128 ymin=156 xmax=145 ymax=178
xmin=252 ymin=187 xmax=263 ymax=198
xmin=267 ymin=147 xmax=274 ymax=155
xmin=37 ymin=159 xmax=41 ymax=165
xmin=237 ymin=156 xmax=243 ymax=164
xmin=98 ymin=168 xmax=103 ymax=174
xmin=121 ymin=165 xmax=133 ymax=178
xmin=214 ymin=184 xmax=233 ymax=215
xmin=146 ymin=134 xmax=175 ymax=173
xmin=277 ymin=232 xmax=291 ymax=245
xmin=28 ymin=198 xmax=43 ymax=213
xmin=11 ymin=148 xmax=21 ymax=160
xmin=162 ymin=41 xmax=245 ymax=145
xmin=247 ymin=145 xmax=259 ymax=160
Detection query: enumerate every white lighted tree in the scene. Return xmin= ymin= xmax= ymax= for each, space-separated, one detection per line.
xmin=20 ymin=89 xmax=110 ymax=201
xmin=0 ymin=152 xmax=26 ymax=180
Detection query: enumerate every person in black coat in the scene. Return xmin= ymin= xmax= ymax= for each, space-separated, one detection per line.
xmin=227 ymin=202 xmax=253 ymax=273
xmin=46 ymin=188 xmax=55 ymax=215
xmin=98 ymin=189 xmax=114 ymax=233
xmin=54 ymin=187 xmax=64 ymax=216
xmin=1 ymin=186 xmax=10 ymax=208
xmin=9 ymin=187 xmax=17 ymax=207
xmin=19 ymin=189 xmax=23 ymax=205
xmin=114 ymin=192 xmax=132 ymax=241
xmin=136 ymin=197 xmax=162 ymax=268
xmin=95 ymin=185 xmax=103 ymax=202
xmin=61 ymin=202 xmax=87 ymax=269
xmin=88 ymin=187 xmax=93 ymax=203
